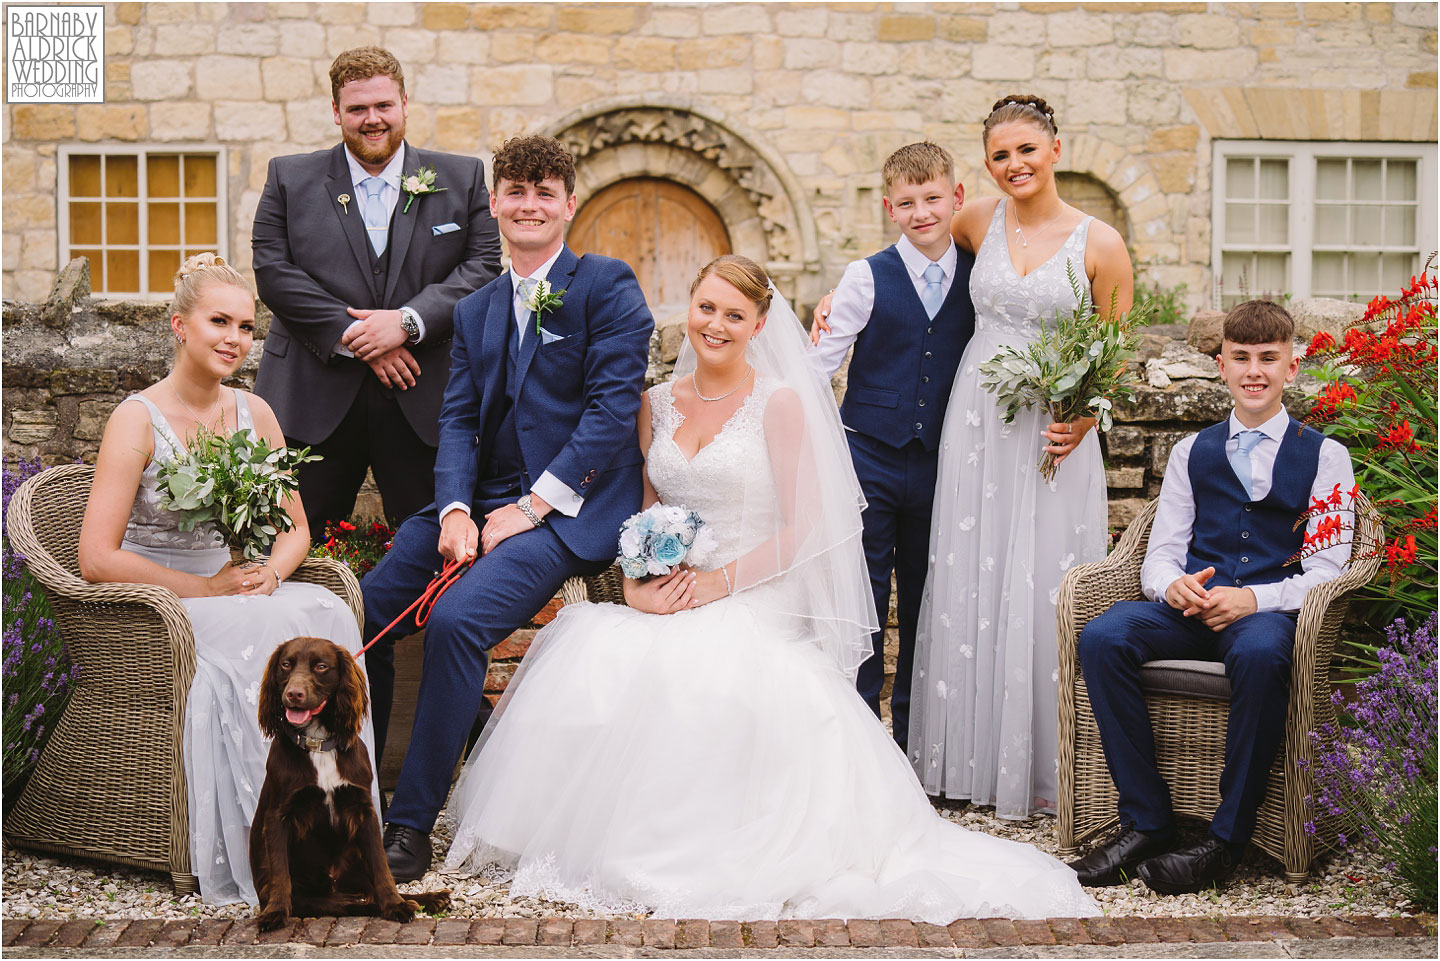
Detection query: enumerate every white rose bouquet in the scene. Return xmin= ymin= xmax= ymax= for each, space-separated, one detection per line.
xmin=979 ymin=261 xmax=1152 ymax=482
xmin=618 ymin=503 xmax=719 ymax=579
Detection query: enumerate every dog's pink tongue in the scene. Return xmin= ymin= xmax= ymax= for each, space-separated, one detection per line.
xmin=285 ymin=700 xmax=326 ymax=726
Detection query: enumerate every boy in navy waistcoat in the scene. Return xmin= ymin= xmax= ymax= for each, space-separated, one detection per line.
xmin=1069 ymin=301 xmax=1355 ymax=894
xmin=810 ymin=143 xmax=976 ymax=751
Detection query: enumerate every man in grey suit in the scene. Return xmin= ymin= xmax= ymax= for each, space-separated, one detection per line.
xmin=253 ymin=46 xmax=502 ymax=535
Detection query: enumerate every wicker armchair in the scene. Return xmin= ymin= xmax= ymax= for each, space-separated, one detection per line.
xmin=559 ymin=564 xmax=627 ymax=608
xmin=3 ymin=464 xmax=363 ymax=894
xmin=1056 ymin=493 xmax=1383 ymax=882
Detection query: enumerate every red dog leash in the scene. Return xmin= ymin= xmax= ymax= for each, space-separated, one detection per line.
xmin=356 ymin=557 xmax=472 ymax=657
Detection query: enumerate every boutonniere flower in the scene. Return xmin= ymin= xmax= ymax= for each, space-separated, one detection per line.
xmin=337 ymin=193 xmax=351 ymax=214
xmin=400 ymin=165 xmax=446 ymax=214
xmin=522 ymin=279 xmax=567 ymax=335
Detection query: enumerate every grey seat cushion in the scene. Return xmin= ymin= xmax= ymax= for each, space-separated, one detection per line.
xmin=1140 ymin=659 xmax=1231 ymax=702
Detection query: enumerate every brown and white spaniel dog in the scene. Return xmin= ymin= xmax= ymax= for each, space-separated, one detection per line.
xmin=250 ymin=636 xmax=448 ymax=930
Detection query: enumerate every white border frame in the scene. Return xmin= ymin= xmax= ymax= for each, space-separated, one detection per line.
xmin=57 ymin=142 xmax=229 ymax=299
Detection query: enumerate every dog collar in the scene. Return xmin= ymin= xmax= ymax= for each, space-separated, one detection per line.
xmin=283 ymin=723 xmax=341 ymax=753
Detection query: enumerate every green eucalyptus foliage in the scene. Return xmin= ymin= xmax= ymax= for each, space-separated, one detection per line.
xmin=980 ymin=261 xmax=1155 ymax=480
xmin=156 ymin=427 xmax=320 ymax=562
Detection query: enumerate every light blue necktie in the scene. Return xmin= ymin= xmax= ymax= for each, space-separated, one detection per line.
xmin=920 ymin=262 xmax=945 ymax=319
xmin=1229 ymin=429 xmax=1265 ymax=500
xmin=362 ymin=176 xmax=389 ymax=255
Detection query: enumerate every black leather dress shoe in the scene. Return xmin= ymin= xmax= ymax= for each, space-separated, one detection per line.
xmin=1138 ymin=837 xmax=1240 ymax=894
xmin=1068 ymin=826 xmax=1176 ymax=886
xmin=382 ymin=823 xmax=432 ymax=882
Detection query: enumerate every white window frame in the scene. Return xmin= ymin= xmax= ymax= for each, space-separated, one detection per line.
xmin=57 ymin=143 xmax=229 ymax=300
xmin=1212 ymin=140 xmax=1438 ymax=302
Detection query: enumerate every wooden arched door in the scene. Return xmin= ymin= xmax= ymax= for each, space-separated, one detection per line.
xmin=568 ymin=178 xmax=731 ymax=322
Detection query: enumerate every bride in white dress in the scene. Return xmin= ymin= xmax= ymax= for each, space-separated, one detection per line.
xmin=78 ymin=254 xmax=377 ymax=904
xmin=443 ymin=255 xmax=1097 ymax=921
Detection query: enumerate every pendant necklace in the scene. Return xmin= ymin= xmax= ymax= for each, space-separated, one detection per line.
xmin=1013 ymin=206 xmax=1065 ymax=249
xmin=168 ymin=377 xmax=224 ymax=429
xmin=692 ymin=366 xmax=753 ymax=403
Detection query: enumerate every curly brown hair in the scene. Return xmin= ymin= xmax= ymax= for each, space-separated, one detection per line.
xmin=492 ymin=136 xmax=576 ymax=196
xmin=983 ymin=94 xmax=1058 ymax=147
xmin=328 ymin=47 xmax=405 ymax=105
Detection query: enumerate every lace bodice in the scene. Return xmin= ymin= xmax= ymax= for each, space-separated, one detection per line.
xmin=969 ymin=197 xmax=1093 ymax=338
xmin=122 ymin=390 xmax=255 ymax=550
xmin=645 ymin=377 xmax=781 ymax=570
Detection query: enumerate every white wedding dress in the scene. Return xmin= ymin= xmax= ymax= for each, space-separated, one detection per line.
xmin=443 ymin=377 xmax=1097 ymax=922
xmin=909 ymin=198 xmax=1110 ymax=818
xmin=119 ymin=392 xmax=379 ymax=905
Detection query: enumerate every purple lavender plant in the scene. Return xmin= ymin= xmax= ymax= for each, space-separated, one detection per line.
xmin=1301 ymin=614 xmax=1437 ymax=910
xmin=2 ymin=458 xmax=78 ymax=800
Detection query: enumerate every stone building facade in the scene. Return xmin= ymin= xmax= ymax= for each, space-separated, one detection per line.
xmin=3 ymin=2 xmax=1436 ymax=311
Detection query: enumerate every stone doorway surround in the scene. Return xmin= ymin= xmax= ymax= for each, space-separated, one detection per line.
xmin=549 ymin=99 xmax=822 ymax=308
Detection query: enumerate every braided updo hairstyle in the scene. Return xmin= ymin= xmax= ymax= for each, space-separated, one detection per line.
xmin=983 ymin=94 xmax=1058 ymax=147
xmin=172 ymin=252 xmax=252 ymax=316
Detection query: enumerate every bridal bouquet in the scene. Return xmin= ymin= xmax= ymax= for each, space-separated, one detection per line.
xmin=157 ymin=426 xmax=321 ymax=563
xmin=618 ymin=504 xmax=719 ymax=578
xmin=979 ymin=261 xmax=1152 ymax=482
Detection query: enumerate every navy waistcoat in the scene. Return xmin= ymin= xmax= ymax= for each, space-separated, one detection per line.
xmin=837 ymin=245 xmax=975 ymax=451
xmin=1184 ymin=417 xmax=1324 ymax=590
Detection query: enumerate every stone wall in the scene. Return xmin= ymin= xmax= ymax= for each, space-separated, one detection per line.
xmin=3 ymin=259 xmax=1359 ymax=536
xmin=3 ymin=2 xmax=1436 ymax=308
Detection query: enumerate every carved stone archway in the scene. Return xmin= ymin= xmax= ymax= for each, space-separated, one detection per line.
xmin=1056 ymin=132 xmax=1170 ymax=261
xmin=549 ymin=100 xmax=819 ymax=302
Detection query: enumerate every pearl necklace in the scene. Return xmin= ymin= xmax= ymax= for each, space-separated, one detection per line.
xmin=1013 ymin=205 xmax=1065 ymax=249
xmin=691 ymin=366 xmax=753 ymax=403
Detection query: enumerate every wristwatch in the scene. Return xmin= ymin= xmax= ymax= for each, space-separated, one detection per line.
xmin=517 ymin=493 xmax=545 ymax=528
xmin=399 ymin=306 xmax=421 ymax=344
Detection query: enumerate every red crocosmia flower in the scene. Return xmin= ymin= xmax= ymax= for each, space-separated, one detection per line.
xmin=1306 ymin=330 xmax=1337 ymax=356
xmin=338 ymin=520 xmax=357 ymax=531
xmin=1377 ymin=420 xmax=1419 ymax=453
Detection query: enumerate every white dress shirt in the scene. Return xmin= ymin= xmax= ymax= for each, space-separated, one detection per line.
xmin=440 ymin=245 xmax=581 ymax=524
xmin=337 ymin=145 xmax=424 ymax=356
xmin=810 ymin=234 xmax=960 ymax=381
xmin=1141 ymin=408 xmax=1356 ymax=613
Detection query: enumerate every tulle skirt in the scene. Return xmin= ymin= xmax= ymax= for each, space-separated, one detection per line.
xmin=443 ymin=594 xmax=1097 ymax=921
xmin=124 ymin=542 xmax=378 ymax=905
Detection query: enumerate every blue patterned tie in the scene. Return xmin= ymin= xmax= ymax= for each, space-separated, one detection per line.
xmin=920 ymin=262 xmax=945 ymax=320
xmin=1229 ymin=429 xmax=1264 ymax=500
xmin=515 ymin=277 xmax=538 ymax=344
xmin=362 ymin=176 xmax=388 ymax=255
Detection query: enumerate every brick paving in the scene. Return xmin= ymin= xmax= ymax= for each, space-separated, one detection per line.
xmin=2 ymin=914 xmax=1433 ymax=950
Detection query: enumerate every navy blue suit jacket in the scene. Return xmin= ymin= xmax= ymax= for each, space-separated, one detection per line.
xmin=434 ymin=246 xmax=653 ymax=562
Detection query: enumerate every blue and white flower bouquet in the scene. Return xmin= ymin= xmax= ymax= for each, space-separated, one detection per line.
xmin=617 ymin=503 xmax=718 ymax=579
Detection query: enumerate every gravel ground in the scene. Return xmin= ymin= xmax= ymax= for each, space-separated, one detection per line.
xmin=1 ymin=798 xmax=1415 ymax=922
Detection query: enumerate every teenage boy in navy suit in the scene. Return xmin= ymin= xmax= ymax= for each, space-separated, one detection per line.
xmin=360 ymin=136 xmax=653 ymax=880
xmin=1070 ymin=301 xmax=1355 ymax=893
xmin=810 ymin=143 xmax=975 ymax=752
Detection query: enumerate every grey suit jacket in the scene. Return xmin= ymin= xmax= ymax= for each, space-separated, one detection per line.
xmin=251 ymin=142 xmax=502 ymax=447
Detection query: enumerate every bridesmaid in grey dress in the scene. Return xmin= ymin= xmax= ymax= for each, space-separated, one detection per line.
xmin=908 ymin=95 xmax=1135 ymax=819
xmin=78 ymin=254 xmax=376 ymax=904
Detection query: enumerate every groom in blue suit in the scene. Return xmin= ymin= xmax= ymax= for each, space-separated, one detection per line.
xmin=361 ymin=135 xmax=653 ymax=879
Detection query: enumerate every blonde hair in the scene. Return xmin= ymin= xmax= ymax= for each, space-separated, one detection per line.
xmin=172 ymin=253 xmax=251 ymax=317
xmin=882 ymin=142 xmax=955 ymax=194
xmin=329 ymin=46 xmax=405 ymax=105
xmin=983 ymin=94 xmax=1059 ymax=148
xmin=690 ymin=254 xmax=773 ymax=316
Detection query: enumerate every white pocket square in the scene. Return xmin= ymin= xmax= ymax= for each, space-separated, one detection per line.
xmin=431 ymin=222 xmax=460 ymax=236
xmin=538 ymin=327 xmax=567 ymax=345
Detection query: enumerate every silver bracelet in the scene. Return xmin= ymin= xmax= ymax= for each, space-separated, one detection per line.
xmin=262 ymin=563 xmax=282 ymax=587
xmin=720 ymin=565 xmax=733 ymax=595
